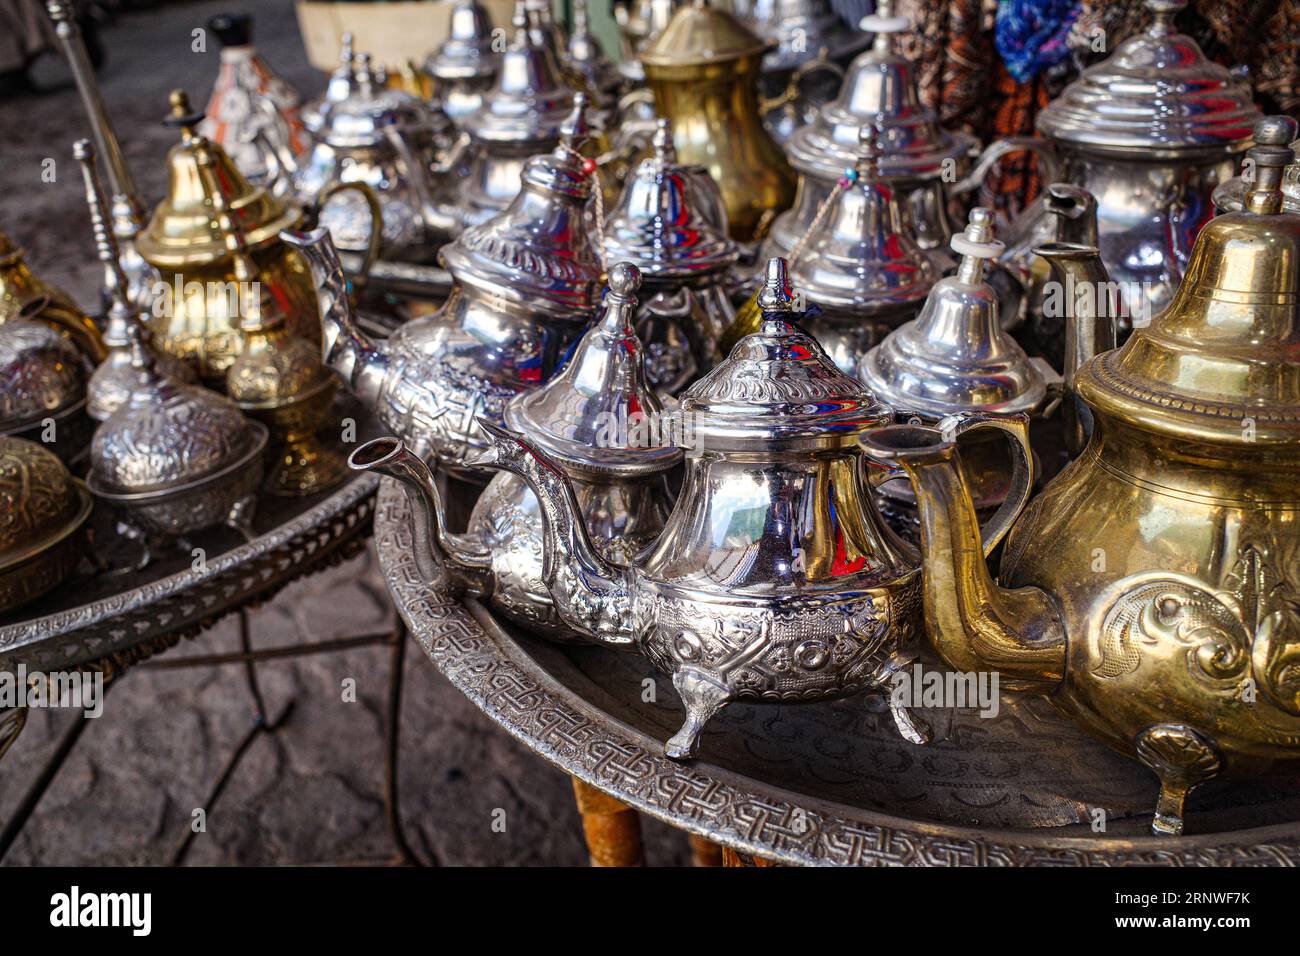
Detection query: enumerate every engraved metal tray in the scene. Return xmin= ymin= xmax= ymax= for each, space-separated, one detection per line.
xmin=376 ymin=480 xmax=1300 ymax=866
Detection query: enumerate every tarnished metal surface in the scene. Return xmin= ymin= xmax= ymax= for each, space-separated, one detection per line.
xmin=377 ymin=480 xmax=1300 ymax=866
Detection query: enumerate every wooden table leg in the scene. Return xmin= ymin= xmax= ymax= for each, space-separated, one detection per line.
xmin=688 ymin=833 xmax=723 ymax=867
xmin=571 ymin=777 xmax=644 ymax=867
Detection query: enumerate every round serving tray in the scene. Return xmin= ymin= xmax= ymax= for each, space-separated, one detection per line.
xmin=376 ymin=481 xmax=1300 ymax=866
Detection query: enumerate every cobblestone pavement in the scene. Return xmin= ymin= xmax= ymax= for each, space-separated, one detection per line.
xmin=0 ymin=0 xmax=689 ymax=867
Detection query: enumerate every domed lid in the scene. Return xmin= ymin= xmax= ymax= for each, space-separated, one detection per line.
xmin=789 ymin=124 xmax=938 ymax=316
xmin=462 ymin=4 xmax=575 ymax=145
xmin=89 ymin=319 xmax=257 ymax=495
xmin=504 ymin=263 xmax=682 ymax=475
xmin=641 ymin=0 xmax=769 ymax=69
xmin=602 ymin=120 xmax=738 ymax=280
xmin=567 ymin=0 xmax=623 ymax=104
xmin=1076 ymin=117 xmax=1300 ymax=445
xmin=674 ymin=257 xmax=890 ymax=450
xmin=744 ymin=0 xmax=867 ymax=73
xmin=302 ymin=33 xmax=359 ymax=132
xmin=1037 ymin=0 xmax=1262 ymax=157
xmin=859 ymin=208 xmax=1056 ymax=417
xmin=0 ymin=436 xmax=89 ymax=572
xmin=784 ymin=0 xmax=976 ymax=181
xmin=441 ymin=96 xmax=602 ymax=320
xmin=426 ymin=0 xmax=500 ymax=81
xmin=0 ymin=320 xmax=85 ymax=431
xmin=312 ymin=53 xmax=452 ymax=148
xmin=138 ymin=91 xmax=301 ymax=268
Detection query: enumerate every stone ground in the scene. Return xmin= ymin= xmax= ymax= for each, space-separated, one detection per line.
xmin=0 ymin=0 xmax=689 ymax=867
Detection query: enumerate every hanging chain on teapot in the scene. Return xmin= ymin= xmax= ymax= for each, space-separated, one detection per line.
xmin=555 ymin=92 xmax=608 ymax=271
xmin=786 ymin=118 xmax=885 ymax=268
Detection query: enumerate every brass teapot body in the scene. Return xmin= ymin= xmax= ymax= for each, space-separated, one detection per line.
xmin=862 ymin=118 xmax=1300 ymax=837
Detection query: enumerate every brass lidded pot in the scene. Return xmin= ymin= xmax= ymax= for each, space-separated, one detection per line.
xmin=139 ymin=91 xmax=319 ymax=385
xmin=861 ymin=117 xmax=1300 ymax=837
xmin=0 ymin=231 xmax=104 ymax=362
xmin=285 ymin=99 xmax=603 ymax=476
xmin=786 ymin=124 xmax=938 ymax=375
xmin=424 ymin=0 xmax=501 ymax=127
xmin=602 ymin=120 xmax=738 ymax=394
xmin=0 ymin=436 xmax=92 ymax=614
xmin=1030 ymin=0 xmax=1263 ymax=322
xmin=641 ymin=0 xmax=796 ymax=242
xmin=352 ymin=263 xmax=680 ymax=638
xmin=858 ymin=208 xmax=1059 ymax=528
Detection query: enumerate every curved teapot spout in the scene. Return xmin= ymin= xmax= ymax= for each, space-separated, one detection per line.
xmin=1035 ymin=242 xmax=1118 ymax=458
xmin=279 ymin=226 xmax=388 ymax=409
xmin=467 ymin=418 xmax=637 ymax=648
xmin=348 ymin=437 xmax=492 ymax=592
xmin=860 ymin=422 xmax=1066 ymax=692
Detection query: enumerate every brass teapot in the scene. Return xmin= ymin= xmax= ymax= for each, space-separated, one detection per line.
xmin=139 ymin=91 xmax=322 ymax=385
xmin=860 ymin=117 xmax=1300 ymax=837
xmin=352 ymin=263 xmax=679 ymax=638
xmin=641 ymin=0 xmax=796 ymax=242
xmin=0 ymin=231 xmax=104 ymax=363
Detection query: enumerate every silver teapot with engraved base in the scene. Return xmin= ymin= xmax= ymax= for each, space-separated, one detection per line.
xmin=427 ymin=260 xmax=1025 ymax=761
xmin=602 ymin=121 xmax=738 ymax=395
xmin=352 ymin=263 xmax=680 ymax=639
xmin=284 ymin=100 xmax=603 ymax=478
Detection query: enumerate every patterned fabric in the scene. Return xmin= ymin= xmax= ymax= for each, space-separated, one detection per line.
xmin=995 ymin=0 xmax=1081 ymax=82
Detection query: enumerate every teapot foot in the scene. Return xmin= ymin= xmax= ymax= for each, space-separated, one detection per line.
xmin=1135 ymin=724 xmax=1222 ymax=837
xmin=665 ymin=668 xmax=730 ymax=761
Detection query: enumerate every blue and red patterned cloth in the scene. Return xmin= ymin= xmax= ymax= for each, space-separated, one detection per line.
xmin=995 ymin=0 xmax=1082 ymax=82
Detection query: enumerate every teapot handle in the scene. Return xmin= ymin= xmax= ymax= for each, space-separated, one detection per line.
xmin=303 ymin=180 xmax=384 ymax=293
xmin=950 ymin=137 xmax=1061 ymax=203
xmin=937 ymin=413 xmax=1035 ymax=556
xmin=759 ymin=51 xmax=846 ymax=115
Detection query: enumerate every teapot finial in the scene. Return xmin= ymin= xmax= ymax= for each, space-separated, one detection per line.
xmin=606 ymin=261 xmax=642 ymax=303
xmin=951 ymin=207 xmax=1005 ymax=283
xmin=1146 ymin=0 xmax=1186 ymax=38
xmin=860 ymin=0 xmax=907 ymax=54
xmin=164 ymin=89 xmax=204 ymax=140
xmin=1245 ymin=116 xmax=1299 ymax=215
xmin=340 ymin=31 xmax=355 ymax=65
xmin=652 ymin=118 xmax=676 ymax=167
xmin=560 ymin=93 xmax=590 ymax=150
xmin=511 ymin=1 xmax=528 ymax=43
xmin=756 ymin=256 xmax=794 ymax=314
xmin=855 ymin=119 xmax=887 ymax=179
xmin=74 ymin=139 xmax=132 ymax=305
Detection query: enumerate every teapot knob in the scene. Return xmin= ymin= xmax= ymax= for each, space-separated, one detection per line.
xmin=756 ymin=256 xmax=794 ymax=313
xmin=951 ymin=207 xmax=1005 ymax=283
xmin=1245 ymin=115 xmax=1299 ymax=216
xmin=607 ymin=261 xmax=642 ymax=299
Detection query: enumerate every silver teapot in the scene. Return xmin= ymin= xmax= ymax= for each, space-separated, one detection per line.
xmin=602 ymin=121 xmax=738 ymax=394
xmin=284 ymin=100 xmax=602 ymax=477
xmin=353 ymin=263 xmax=680 ymax=638
xmin=1214 ymin=138 xmax=1299 ymax=214
xmin=409 ymin=259 xmax=982 ymax=761
xmin=288 ymin=50 xmax=460 ymax=262
xmin=1004 ymin=0 xmax=1263 ymax=325
xmin=424 ymin=0 xmax=501 ymax=128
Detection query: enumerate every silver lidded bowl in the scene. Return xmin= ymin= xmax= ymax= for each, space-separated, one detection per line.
xmin=0 ymin=319 xmax=91 ymax=465
xmin=602 ymin=120 xmax=738 ymax=394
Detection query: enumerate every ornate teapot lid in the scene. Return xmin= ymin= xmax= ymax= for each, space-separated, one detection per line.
xmin=744 ymin=0 xmax=867 ymax=74
xmin=312 ymin=53 xmax=452 ymax=149
xmin=602 ymin=120 xmax=738 ymax=280
xmin=641 ymin=0 xmax=769 ymax=70
xmin=461 ymin=4 xmax=575 ymax=146
xmin=784 ymin=0 xmax=975 ymax=181
xmin=567 ymin=0 xmax=623 ymax=106
xmin=88 ymin=325 xmax=258 ymax=495
xmin=790 ymin=125 xmax=938 ymax=316
xmin=1076 ymin=117 xmax=1300 ymax=445
xmin=1037 ymin=0 xmax=1262 ymax=157
xmin=504 ymin=262 xmax=682 ymax=476
xmin=441 ymin=96 xmax=601 ymax=320
xmin=0 ymin=436 xmax=90 ymax=574
xmin=859 ymin=208 xmax=1054 ymax=417
xmin=426 ymin=0 xmax=500 ymax=81
xmin=0 ymin=320 xmax=85 ymax=431
xmin=303 ymin=33 xmax=359 ymax=133
xmin=674 ymin=257 xmax=890 ymax=450
xmin=138 ymin=91 xmax=301 ymax=268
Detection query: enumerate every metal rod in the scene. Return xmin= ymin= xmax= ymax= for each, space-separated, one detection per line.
xmin=383 ymin=620 xmax=424 ymax=866
xmin=135 ymin=631 xmax=396 ymax=670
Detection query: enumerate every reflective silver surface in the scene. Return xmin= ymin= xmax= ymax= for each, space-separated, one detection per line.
xmin=425 ymin=0 xmax=501 ymax=127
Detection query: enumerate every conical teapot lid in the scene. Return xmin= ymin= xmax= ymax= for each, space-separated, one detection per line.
xmin=1077 ymin=117 xmax=1300 ymax=445
xmin=1037 ymin=0 xmax=1261 ymax=156
xmin=859 ymin=209 xmax=1053 ymax=417
xmin=602 ymin=121 xmax=738 ymax=280
xmin=784 ymin=0 xmax=975 ymax=181
xmin=314 ymin=53 xmax=451 ymax=148
xmin=675 ymin=257 xmax=890 ymax=450
xmin=790 ymin=125 xmax=938 ymax=316
xmin=426 ymin=0 xmax=500 ymax=81
xmin=138 ymin=91 xmax=300 ymax=268
xmin=303 ymin=33 xmax=359 ymax=132
xmin=641 ymin=0 xmax=769 ymax=69
xmin=441 ymin=97 xmax=601 ymax=320
xmin=462 ymin=4 xmax=575 ymax=145
xmin=744 ymin=0 xmax=867 ymax=73
xmin=505 ymin=263 xmax=683 ymax=475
